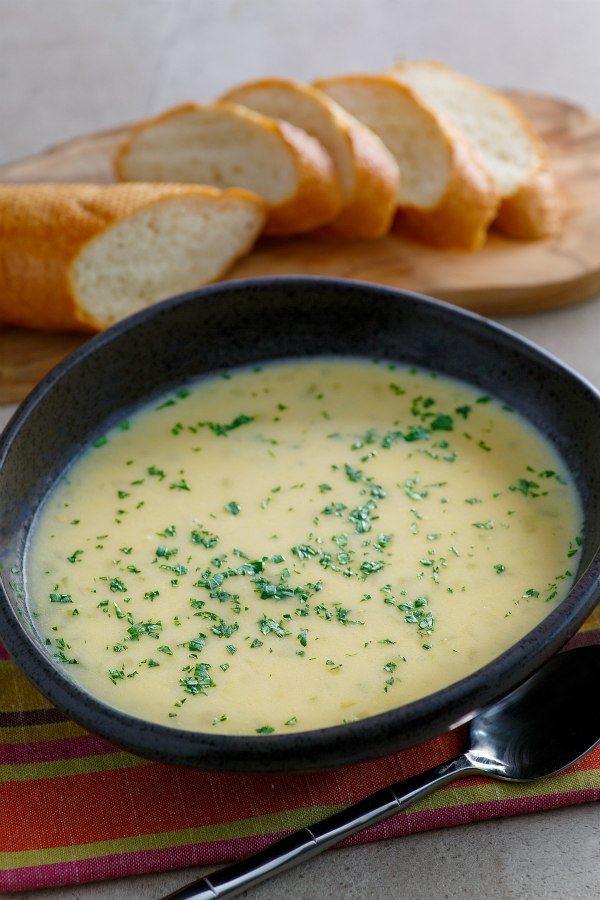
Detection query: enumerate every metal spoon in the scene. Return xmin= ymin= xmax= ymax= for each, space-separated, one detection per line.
xmin=163 ymin=645 xmax=600 ymax=900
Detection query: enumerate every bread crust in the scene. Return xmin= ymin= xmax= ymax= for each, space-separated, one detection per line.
xmin=115 ymin=101 xmax=343 ymax=236
xmin=221 ymin=79 xmax=399 ymax=239
xmin=494 ymin=163 xmax=564 ymax=239
xmin=262 ymin=115 xmax=342 ymax=234
xmin=396 ymin=118 xmax=498 ymax=251
xmin=493 ymin=96 xmax=564 ymax=237
xmin=389 ymin=60 xmax=563 ymax=239
xmin=0 ymin=183 xmax=266 ymax=332
xmin=325 ymin=110 xmax=399 ymax=238
xmin=316 ymin=74 xmax=498 ymax=250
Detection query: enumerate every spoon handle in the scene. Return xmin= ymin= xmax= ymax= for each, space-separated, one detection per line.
xmin=162 ymin=754 xmax=475 ymax=900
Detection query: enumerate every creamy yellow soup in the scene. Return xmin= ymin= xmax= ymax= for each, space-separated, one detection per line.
xmin=28 ymin=359 xmax=582 ymax=735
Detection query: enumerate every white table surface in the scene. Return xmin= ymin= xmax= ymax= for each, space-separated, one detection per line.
xmin=1 ymin=2 xmax=599 ymax=898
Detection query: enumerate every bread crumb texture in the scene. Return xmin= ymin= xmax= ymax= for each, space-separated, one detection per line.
xmin=0 ymin=183 xmax=266 ymax=331
xmin=388 ymin=61 xmax=563 ymax=237
xmin=115 ymin=102 xmax=343 ymax=235
xmin=221 ymin=78 xmax=399 ymax=238
xmin=316 ymin=74 xmax=498 ymax=249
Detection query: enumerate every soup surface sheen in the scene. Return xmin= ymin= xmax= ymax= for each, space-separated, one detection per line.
xmin=28 ymin=359 xmax=582 ymax=735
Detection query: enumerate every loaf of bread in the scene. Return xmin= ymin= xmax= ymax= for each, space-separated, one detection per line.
xmin=388 ymin=61 xmax=563 ymax=239
xmin=315 ymin=74 xmax=498 ymax=250
xmin=115 ymin=102 xmax=343 ymax=236
xmin=0 ymin=183 xmax=266 ymax=332
xmin=0 ymin=63 xmax=566 ymax=342
xmin=220 ymin=78 xmax=400 ymax=239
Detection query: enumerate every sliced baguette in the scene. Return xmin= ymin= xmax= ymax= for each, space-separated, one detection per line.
xmin=0 ymin=183 xmax=266 ymax=332
xmin=388 ymin=60 xmax=563 ymax=239
xmin=220 ymin=78 xmax=399 ymax=239
xmin=115 ymin=102 xmax=342 ymax=235
xmin=315 ymin=74 xmax=498 ymax=250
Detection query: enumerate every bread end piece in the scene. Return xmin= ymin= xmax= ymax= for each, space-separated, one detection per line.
xmin=388 ymin=60 xmax=563 ymax=241
xmin=0 ymin=183 xmax=266 ymax=333
xmin=495 ymin=161 xmax=565 ymax=240
xmin=485 ymin=96 xmax=564 ymax=239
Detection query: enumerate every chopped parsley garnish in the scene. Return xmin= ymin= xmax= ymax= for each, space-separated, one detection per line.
xmin=398 ymin=597 xmax=434 ymax=635
xmin=180 ymin=663 xmax=216 ymax=695
xmin=359 ymin=560 xmax=385 ymax=575
xmin=291 ymin=544 xmax=318 ymax=561
xmin=322 ymin=501 xmax=348 ymax=517
xmin=199 ymin=414 xmax=255 ymax=436
xmin=109 ymin=577 xmax=127 ymax=592
xmin=335 ymin=607 xmax=364 ymax=626
xmin=49 ymin=591 xmax=72 ymax=603
xmin=567 ymin=535 xmax=583 ymax=558
xmin=156 ymin=545 xmax=178 ymax=559
xmin=127 ymin=620 xmax=162 ymax=640
xmin=210 ymin=620 xmax=238 ymax=639
xmin=170 ymin=479 xmax=191 ymax=492
xmin=191 ymin=527 xmax=219 ymax=548
xmin=344 ymin=463 xmax=362 ymax=482
xmin=188 ymin=634 xmax=206 ymax=652
xmin=430 ymin=414 xmax=454 ymax=431
xmin=509 ymin=478 xmax=541 ymax=497
xmin=404 ymin=478 xmax=428 ymax=501
xmin=55 ymin=649 xmax=78 ymax=664
xmin=258 ymin=615 xmax=290 ymax=638
xmin=348 ymin=500 xmax=377 ymax=534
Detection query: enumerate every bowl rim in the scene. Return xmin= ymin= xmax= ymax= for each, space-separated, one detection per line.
xmin=1 ymin=274 xmax=599 ymax=771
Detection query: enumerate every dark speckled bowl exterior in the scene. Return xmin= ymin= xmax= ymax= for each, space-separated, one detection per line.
xmin=0 ymin=277 xmax=599 ymax=772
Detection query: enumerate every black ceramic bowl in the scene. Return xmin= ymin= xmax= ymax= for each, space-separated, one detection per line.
xmin=1 ymin=277 xmax=599 ymax=772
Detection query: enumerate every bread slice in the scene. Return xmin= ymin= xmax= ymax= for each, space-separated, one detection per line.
xmin=388 ymin=61 xmax=563 ymax=239
xmin=220 ymin=78 xmax=399 ymax=239
xmin=115 ymin=102 xmax=342 ymax=236
xmin=315 ymin=74 xmax=498 ymax=250
xmin=0 ymin=183 xmax=266 ymax=332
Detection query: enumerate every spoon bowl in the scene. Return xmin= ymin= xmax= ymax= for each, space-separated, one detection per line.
xmin=467 ymin=644 xmax=600 ymax=780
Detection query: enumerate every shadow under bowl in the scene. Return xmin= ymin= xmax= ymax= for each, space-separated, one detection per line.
xmin=0 ymin=276 xmax=599 ymax=772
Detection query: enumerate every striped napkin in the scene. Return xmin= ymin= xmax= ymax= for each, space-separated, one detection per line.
xmin=1 ymin=607 xmax=599 ymax=893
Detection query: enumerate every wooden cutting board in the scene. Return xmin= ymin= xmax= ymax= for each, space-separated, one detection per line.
xmin=1 ymin=92 xmax=600 ymax=404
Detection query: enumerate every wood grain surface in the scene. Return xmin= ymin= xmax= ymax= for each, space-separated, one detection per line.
xmin=1 ymin=92 xmax=599 ymax=403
